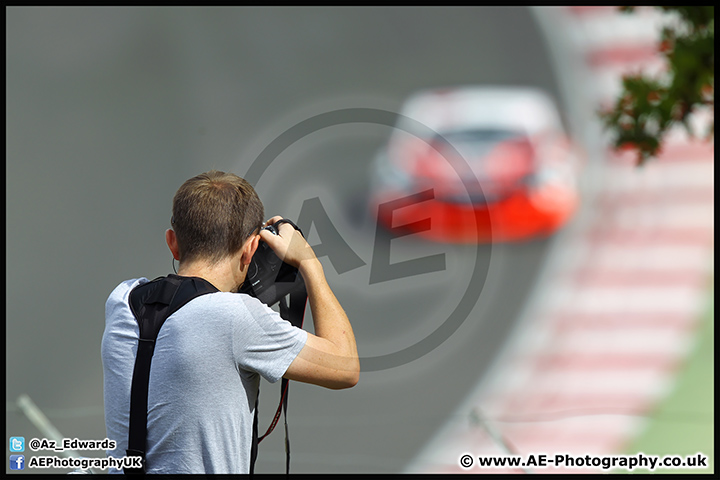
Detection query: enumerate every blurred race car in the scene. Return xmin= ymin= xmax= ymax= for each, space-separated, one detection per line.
xmin=368 ymin=86 xmax=582 ymax=243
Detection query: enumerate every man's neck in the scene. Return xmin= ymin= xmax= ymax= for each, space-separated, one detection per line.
xmin=176 ymin=257 xmax=246 ymax=293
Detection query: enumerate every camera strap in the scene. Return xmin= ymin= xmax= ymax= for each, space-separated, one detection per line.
xmin=248 ymin=218 xmax=308 ymax=475
xmin=124 ymin=274 xmax=219 ymax=474
xmin=251 ymin=288 xmax=307 ymax=474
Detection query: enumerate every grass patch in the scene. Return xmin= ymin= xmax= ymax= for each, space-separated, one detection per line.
xmin=615 ymin=276 xmax=714 ymax=474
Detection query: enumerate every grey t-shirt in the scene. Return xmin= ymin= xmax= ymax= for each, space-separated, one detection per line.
xmin=101 ymin=277 xmax=307 ymax=474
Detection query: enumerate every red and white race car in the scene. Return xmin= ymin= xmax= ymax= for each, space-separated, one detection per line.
xmin=369 ymin=86 xmax=582 ymax=243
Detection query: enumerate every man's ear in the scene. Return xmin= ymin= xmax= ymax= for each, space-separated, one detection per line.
xmin=240 ymin=234 xmax=260 ymax=265
xmin=165 ymin=229 xmax=181 ymax=261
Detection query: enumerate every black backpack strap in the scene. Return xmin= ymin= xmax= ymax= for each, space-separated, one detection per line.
xmin=124 ymin=275 xmax=218 ymax=474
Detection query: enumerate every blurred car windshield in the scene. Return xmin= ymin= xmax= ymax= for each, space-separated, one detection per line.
xmin=430 ymin=128 xmax=526 ymax=162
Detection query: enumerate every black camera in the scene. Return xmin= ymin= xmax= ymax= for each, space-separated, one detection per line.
xmin=239 ymin=219 xmax=305 ymax=307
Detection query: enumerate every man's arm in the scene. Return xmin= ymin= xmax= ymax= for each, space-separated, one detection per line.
xmin=259 ymin=217 xmax=359 ymax=389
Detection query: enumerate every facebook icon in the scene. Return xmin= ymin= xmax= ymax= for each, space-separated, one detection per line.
xmin=10 ymin=454 xmax=25 ymax=470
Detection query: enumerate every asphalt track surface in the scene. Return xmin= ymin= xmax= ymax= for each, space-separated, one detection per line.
xmin=6 ymin=7 xmax=564 ymax=474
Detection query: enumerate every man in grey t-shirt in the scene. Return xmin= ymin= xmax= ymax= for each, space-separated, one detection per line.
xmin=102 ymin=170 xmax=359 ymax=474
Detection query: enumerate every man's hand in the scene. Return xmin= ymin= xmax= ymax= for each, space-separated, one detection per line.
xmin=258 ymin=216 xmax=316 ymax=268
xmin=260 ymin=217 xmax=359 ymax=389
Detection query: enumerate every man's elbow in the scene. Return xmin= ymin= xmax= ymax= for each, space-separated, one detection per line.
xmin=330 ymin=363 xmax=360 ymax=390
xmin=344 ymin=368 xmax=360 ymax=389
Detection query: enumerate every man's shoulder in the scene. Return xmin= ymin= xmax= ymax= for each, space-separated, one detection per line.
xmin=108 ymin=277 xmax=148 ymax=298
xmin=105 ymin=277 xmax=148 ymax=311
